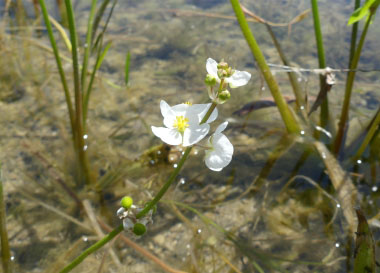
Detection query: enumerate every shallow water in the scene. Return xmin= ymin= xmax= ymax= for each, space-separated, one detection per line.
xmin=1 ymin=0 xmax=380 ymax=272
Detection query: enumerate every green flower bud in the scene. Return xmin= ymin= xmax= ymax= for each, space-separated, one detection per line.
xmin=205 ymin=74 xmax=217 ymax=86
xmin=217 ymin=61 xmax=228 ymax=70
xmin=218 ymin=90 xmax=231 ymax=103
xmin=120 ymin=196 xmax=133 ymax=209
xmin=133 ymin=223 xmax=146 ymax=236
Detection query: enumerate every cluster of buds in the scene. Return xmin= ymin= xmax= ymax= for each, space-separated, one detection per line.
xmin=205 ymin=58 xmax=251 ymax=104
xmin=116 ymin=196 xmax=154 ymax=236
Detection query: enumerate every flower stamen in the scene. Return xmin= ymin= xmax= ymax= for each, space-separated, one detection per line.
xmin=173 ymin=116 xmax=189 ymax=133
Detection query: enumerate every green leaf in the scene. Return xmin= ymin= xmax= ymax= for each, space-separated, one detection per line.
xmin=353 ymin=209 xmax=376 ymax=273
xmin=348 ymin=0 xmax=380 ymax=25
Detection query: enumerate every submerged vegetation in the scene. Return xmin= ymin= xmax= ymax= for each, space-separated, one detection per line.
xmin=1 ymin=0 xmax=380 ymax=272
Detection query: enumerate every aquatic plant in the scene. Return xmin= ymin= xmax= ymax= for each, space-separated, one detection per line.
xmin=59 ymin=58 xmax=250 ymax=272
xmin=38 ymin=0 xmax=116 ymax=186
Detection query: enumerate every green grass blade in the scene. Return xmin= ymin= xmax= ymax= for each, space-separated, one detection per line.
xmin=125 ymin=51 xmax=131 ymax=86
xmin=92 ymin=0 xmax=117 ymax=54
xmin=354 ymin=209 xmax=376 ymax=273
xmin=310 ymin=0 xmax=329 ymax=127
xmin=354 ymin=107 xmax=380 ymax=160
xmin=349 ymin=0 xmax=361 ymax=67
xmin=80 ymin=0 xmax=98 ymax=95
xmin=265 ymin=24 xmax=304 ymax=110
xmin=333 ymin=11 xmax=374 ymax=155
xmin=38 ymin=0 xmax=75 ymax=140
xmin=230 ymin=0 xmax=301 ymax=134
xmin=83 ymin=41 xmax=112 ymax=126
xmin=0 ymin=164 xmax=12 ymax=273
xmin=91 ymin=0 xmax=112 ymax=45
xmin=64 ymin=0 xmax=92 ymax=185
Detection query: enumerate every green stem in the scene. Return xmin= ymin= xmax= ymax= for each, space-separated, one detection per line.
xmin=310 ymin=0 xmax=329 ymax=127
xmin=38 ymin=0 xmax=75 ymax=142
xmin=354 ymin=107 xmax=380 ymax=160
xmin=0 ymin=164 xmax=12 ymax=273
xmin=265 ymin=24 xmax=304 ymax=110
xmin=83 ymin=41 xmax=112 ymax=128
xmin=65 ymin=0 xmax=92 ymax=185
xmin=80 ymin=0 xmax=97 ymax=99
xmin=333 ymin=12 xmax=373 ymax=155
xmin=60 ymin=102 xmax=218 ymax=272
xmin=349 ymin=0 xmax=361 ymax=67
xmin=59 ymin=224 xmax=123 ymax=273
xmin=229 ymin=0 xmax=301 ymax=134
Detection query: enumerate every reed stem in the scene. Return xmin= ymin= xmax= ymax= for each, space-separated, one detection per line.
xmin=38 ymin=0 xmax=75 ymax=142
xmin=64 ymin=0 xmax=92 ymax=184
xmin=333 ymin=12 xmax=373 ymax=155
xmin=310 ymin=0 xmax=329 ymax=127
xmin=230 ymin=0 xmax=301 ymax=134
xmin=0 ymin=164 xmax=12 ymax=273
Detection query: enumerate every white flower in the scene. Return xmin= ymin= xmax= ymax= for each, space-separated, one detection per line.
xmin=205 ymin=122 xmax=233 ymax=171
xmin=206 ymin=58 xmax=251 ymax=88
xmin=151 ymin=100 xmax=218 ymax=147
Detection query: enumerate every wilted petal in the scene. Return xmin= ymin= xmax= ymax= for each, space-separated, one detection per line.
xmin=123 ymin=218 xmax=134 ymax=230
xmin=226 ymin=70 xmax=251 ymax=88
xmin=183 ymin=124 xmax=210 ymax=146
xmin=206 ymin=58 xmax=220 ymax=80
xmin=151 ymin=126 xmax=182 ymax=145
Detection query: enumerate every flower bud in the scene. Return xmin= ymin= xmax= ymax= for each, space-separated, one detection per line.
xmin=133 ymin=223 xmax=146 ymax=236
xmin=120 ymin=196 xmax=133 ymax=209
xmin=217 ymin=61 xmax=228 ymax=70
xmin=204 ymin=74 xmax=216 ymax=86
xmin=216 ymin=90 xmax=230 ymax=104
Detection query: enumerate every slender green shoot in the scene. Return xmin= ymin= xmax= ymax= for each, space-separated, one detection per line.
xmin=38 ymin=0 xmax=75 ymax=141
xmin=310 ymin=0 xmax=329 ymax=127
xmin=125 ymin=51 xmax=131 ymax=86
xmin=92 ymin=0 xmax=117 ymax=54
xmin=0 ymin=164 xmax=12 ymax=273
xmin=349 ymin=0 xmax=361 ymax=67
xmin=230 ymin=0 xmax=301 ymax=134
xmin=354 ymin=108 xmax=380 ymax=160
xmin=333 ymin=12 xmax=374 ymax=155
xmin=64 ymin=0 xmax=92 ymax=185
xmin=80 ymin=0 xmax=98 ymax=95
xmin=265 ymin=24 xmax=304 ymax=111
xmin=59 ymin=224 xmax=124 ymax=273
xmin=83 ymin=40 xmax=112 ymax=127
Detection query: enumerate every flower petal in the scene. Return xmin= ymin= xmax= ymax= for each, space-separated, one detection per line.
xmin=182 ymin=124 xmax=209 ymax=146
xmin=206 ymin=58 xmax=220 ymax=80
xmin=188 ymin=103 xmax=218 ymax=124
xmin=205 ymin=134 xmax=233 ymax=171
xmin=151 ymin=126 xmax=182 ymax=145
xmin=171 ymin=103 xmax=190 ymax=116
xmin=226 ymin=70 xmax=251 ymax=88
xmin=160 ymin=100 xmax=173 ymax=118
xmin=215 ymin=121 xmax=228 ymax=135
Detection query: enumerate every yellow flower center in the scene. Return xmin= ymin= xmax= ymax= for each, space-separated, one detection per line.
xmin=173 ymin=116 xmax=189 ymax=133
xmin=184 ymin=101 xmax=192 ymax=105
